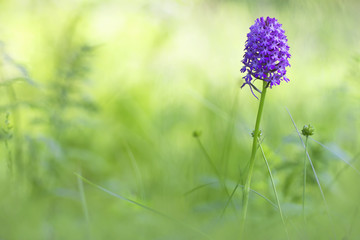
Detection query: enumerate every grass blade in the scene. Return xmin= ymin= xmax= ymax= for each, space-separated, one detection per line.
xmin=194 ymin=136 xmax=236 ymax=216
xmin=125 ymin=144 xmax=145 ymax=199
xmin=74 ymin=173 xmax=212 ymax=240
xmin=222 ymin=182 xmax=278 ymax=214
xmin=184 ymin=181 xmax=218 ymax=196
xmin=258 ymin=141 xmax=289 ymax=239
xmin=309 ymin=137 xmax=360 ymax=175
xmin=328 ymin=153 xmax=360 ymax=188
xmin=76 ymin=171 xmax=91 ymax=239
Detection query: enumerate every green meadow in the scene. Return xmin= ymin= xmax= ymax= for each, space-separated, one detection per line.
xmin=0 ymin=0 xmax=359 ymax=239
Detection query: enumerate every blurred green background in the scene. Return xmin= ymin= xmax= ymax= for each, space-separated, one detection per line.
xmin=0 ymin=0 xmax=359 ymax=239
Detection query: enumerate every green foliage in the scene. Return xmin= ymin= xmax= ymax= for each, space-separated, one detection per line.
xmin=0 ymin=0 xmax=359 ymax=239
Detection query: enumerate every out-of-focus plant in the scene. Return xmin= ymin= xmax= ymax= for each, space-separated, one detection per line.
xmin=0 ymin=42 xmax=36 ymax=181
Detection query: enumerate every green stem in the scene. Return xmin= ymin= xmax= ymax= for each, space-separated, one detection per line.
xmin=196 ymin=138 xmax=221 ymax=179
xmin=196 ymin=137 xmax=236 ymax=215
xmin=241 ymin=81 xmax=268 ymax=234
xmin=77 ymin=170 xmax=92 ymax=240
xmin=303 ymin=136 xmax=308 ymax=223
xmin=259 ymin=141 xmax=289 ymax=239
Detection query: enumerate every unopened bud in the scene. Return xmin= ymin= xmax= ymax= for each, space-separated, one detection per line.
xmin=301 ymin=124 xmax=315 ymax=137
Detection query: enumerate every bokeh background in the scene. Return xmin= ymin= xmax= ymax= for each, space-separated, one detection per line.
xmin=0 ymin=0 xmax=359 ymax=239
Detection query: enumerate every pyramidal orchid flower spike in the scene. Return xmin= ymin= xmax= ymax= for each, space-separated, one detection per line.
xmin=241 ymin=17 xmax=291 ymax=98
xmin=240 ymin=17 xmax=291 ymax=237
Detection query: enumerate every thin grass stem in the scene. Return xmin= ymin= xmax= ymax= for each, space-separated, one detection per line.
xmin=303 ymin=137 xmax=308 ymax=223
xmin=223 ymin=182 xmax=278 ymax=213
xmin=195 ymin=137 xmax=236 ymax=215
xmin=76 ymin=170 xmax=91 ymax=239
xmin=196 ymin=138 xmax=221 ymax=179
xmin=309 ymin=137 xmax=360 ymax=175
xmin=184 ymin=181 xmax=217 ymax=196
xmin=125 ymin=144 xmax=145 ymax=199
xmin=328 ymin=152 xmax=360 ymax=188
xmin=258 ymin=141 xmax=288 ymax=238
xmin=74 ymin=173 xmax=212 ymax=240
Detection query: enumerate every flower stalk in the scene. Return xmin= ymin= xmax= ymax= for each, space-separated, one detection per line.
xmin=301 ymin=124 xmax=314 ymax=223
xmin=241 ymin=81 xmax=268 ymax=233
xmin=303 ymin=136 xmax=308 ymax=222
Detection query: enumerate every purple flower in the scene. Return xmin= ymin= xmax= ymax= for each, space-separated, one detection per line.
xmin=241 ymin=17 xmax=291 ymax=97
